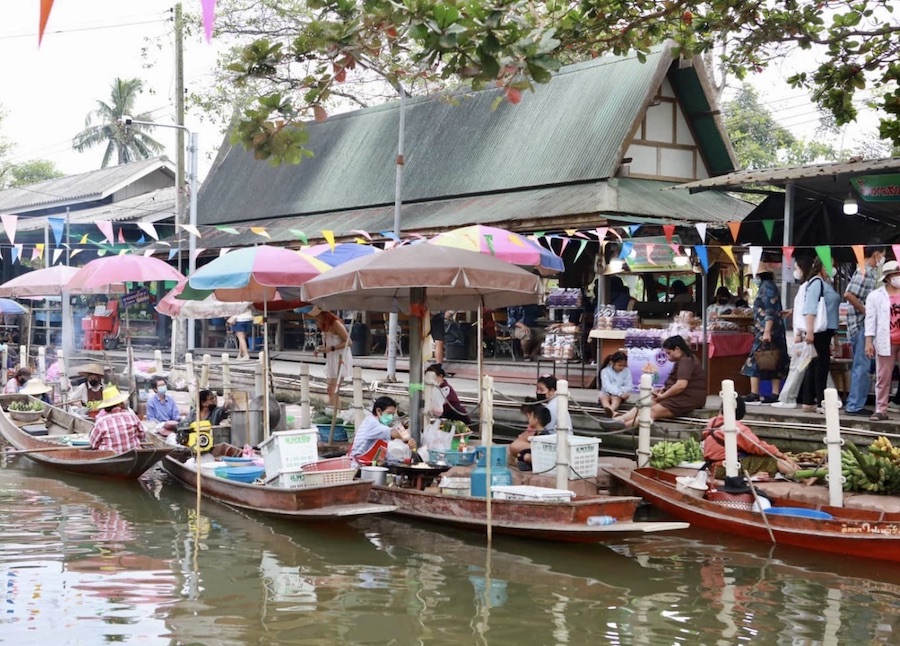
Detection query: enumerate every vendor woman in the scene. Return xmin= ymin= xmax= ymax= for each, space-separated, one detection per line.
xmin=425 ymin=363 xmax=471 ymax=424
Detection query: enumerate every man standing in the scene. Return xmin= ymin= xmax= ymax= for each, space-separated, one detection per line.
xmin=146 ymin=377 xmax=181 ymax=430
xmin=89 ymin=385 xmax=146 ymax=452
xmin=844 ymin=244 xmax=884 ymax=415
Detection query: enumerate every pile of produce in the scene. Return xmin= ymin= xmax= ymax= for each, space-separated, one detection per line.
xmin=8 ymin=401 xmax=44 ymax=413
xmin=649 ymin=437 xmax=702 ymax=469
xmin=441 ymin=419 xmax=470 ymax=435
xmin=842 ymin=436 xmax=900 ymax=494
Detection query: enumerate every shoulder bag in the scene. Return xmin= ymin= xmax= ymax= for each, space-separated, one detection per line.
xmin=808 ymin=277 xmax=828 ymax=334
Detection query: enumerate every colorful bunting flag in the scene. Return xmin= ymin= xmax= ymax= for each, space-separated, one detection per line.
xmin=351 ymin=229 xmax=372 ymax=241
xmin=782 ymin=246 xmax=795 ymax=264
xmin=39 ymin=0 xmax=55 ymax=45
xmin=118 ymin=228 xmax=126 ymax=244
xmin=695 ymin=223 xmax=707 ymax=243
xmin=1 ymin=214 xmax=17 ymax=245
xmin=727 ymin=221 xmax=741 ymax=242
xmin=52 ymin=249 xmax=63 ymax=264
xmin=69 ymin=249 xmax=82 ymax=259
xmin=323 ymin=230 xmax=336 ymax=250
xmin=215 ymin=225 xmax=239 ymax=235
xmin=250 ymin=227 xmax=270 ymax=239
xmin=168 ymin=248 xmax=179 ymax=261
xmin=595 ymin=227 xmax=609 ymax=243
xmin=815 ymin=245 xmax=833 ymax=274
xmin=289 ymin=229 xmax=308 ymax=244
xmin=749 ymin=246 xmax=763 ymax=276
xmin=762 ymin=219 xmax=775 ymax=242
xmin=96 ymin=221 xmax=114 ymax=244
xmin=645 ymin=243 xmax=657 ymax=265
xmin=721 ymin=245 xmax=738 ymax=268
xmin=143 ymin=249 xmax=156 ymax=257
xmin=695 ymin=245 xmax=709 ymax=272
xmin=618 ymin=241 xmax=633 ymax=259
xmin=573 ymin=239 xmax=588 ymax=263
xmin=138 ymin=222 xmax=160 ymax=241
xmin=662 ymin=224 xmax=675 ymax=244
xmin=180 ymin=224 xmax=202 ymax=238
xmin=852 ymin=245 xmax=865 ymax=270
xmin=48 ymin=217 xmax=64 ymax=247
xmin=137 ymin=234 xmax=145 ymax=244
xmin=219 ymin=248 xmax=230 ymax=257
xmin=191 ymin=248 xmax=206 ymax=263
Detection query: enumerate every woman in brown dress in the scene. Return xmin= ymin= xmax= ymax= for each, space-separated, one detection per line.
xmin=615 ymin=335 xmax=707 ymax=428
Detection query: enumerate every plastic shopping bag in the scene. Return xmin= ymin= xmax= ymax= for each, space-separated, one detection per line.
xmin=780 ymin=342 xmax=816 ymax=402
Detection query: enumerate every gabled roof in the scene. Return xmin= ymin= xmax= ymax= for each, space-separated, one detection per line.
xmin=199 ymin=42 xmax=736 ymax=227
xmin=17 ymin=186 xmax=177 ymax=232
xmin=0 ymin=157 xmax=176 ymax=214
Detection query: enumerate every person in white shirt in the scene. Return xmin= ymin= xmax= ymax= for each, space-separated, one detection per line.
xmin=598 ymin=351 xmax=631 ymax=417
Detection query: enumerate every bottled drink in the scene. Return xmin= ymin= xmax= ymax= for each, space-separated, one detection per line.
xmin=586 ymin=515 xmax=617 ymax=526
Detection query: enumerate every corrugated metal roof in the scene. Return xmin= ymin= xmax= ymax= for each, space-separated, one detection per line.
xmin=615 ymin=178 xmax=752 ymax=222
xmin=17 ymin=187 xmax=176 ymax=232
xmin=673 ymin=157 xmax=900 ymax=190
xmin=198 ymin=44 xmax=724 ymax=226
xmin=0 ymin=157 xmax=175 ymax=213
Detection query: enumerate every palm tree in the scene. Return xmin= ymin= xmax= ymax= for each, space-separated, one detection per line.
xmin=72 ymin=78 xmax=164 ymax=168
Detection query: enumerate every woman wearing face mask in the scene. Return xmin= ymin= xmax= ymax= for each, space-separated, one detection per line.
xmin=798 ymin=258 xmax=841 ymax=413
xmin=741 ymin=266 xmax=790 ymax=404
xmin=535 ymin=374 xmax=558 ymax=431
xmin=349 ymin=396 xmax=416 ymax=465
xmin=864 ymin=261 xmax=900 ymax=421
xmin=67 ymin=363 xmax=106 ymax=407
xmin=706 ymin=286 xmax=735 ymax=319
xmin=4 ymin=367 xmax=32 ymax=394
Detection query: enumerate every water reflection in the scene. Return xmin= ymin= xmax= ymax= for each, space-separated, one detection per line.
xmin=2 ymin=456 xmax=900 ymax=643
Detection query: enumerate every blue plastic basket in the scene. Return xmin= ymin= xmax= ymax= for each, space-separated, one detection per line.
xmin=223 ymin=466 xmax=265 ymax=483
xmin=316 ymin=424 xmax=348 ymax=443
xmin=431 ymin=448 xmax=477 ymax=466
xmin=222 ymin=456 xmax=254 ymax=465
xmin=765 ymin=507 xmax=834 ymax=520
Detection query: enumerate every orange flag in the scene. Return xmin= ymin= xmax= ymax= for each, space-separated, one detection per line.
xmin=39 ymin=0 xmax=54 ymax=45
xmin=727 ymin=221 xmax=741 ymax=242
xmin=852 ymin=245 xmax=865 ymax=271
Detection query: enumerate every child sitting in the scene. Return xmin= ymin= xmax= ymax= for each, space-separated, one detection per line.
xmin=598 ymin=351 xmax=631 ymax=417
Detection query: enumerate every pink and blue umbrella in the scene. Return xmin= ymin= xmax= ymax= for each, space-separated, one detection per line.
xmin=429 ymin=225 xmax=564 ymax=276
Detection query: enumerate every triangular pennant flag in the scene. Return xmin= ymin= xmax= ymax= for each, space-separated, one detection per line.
xmin=533 ymin=231 xmax=545 ymax=239
xmin=595 ymin=227 xmax=609 ymax=243
xmin=79 ymin=233 xmax=89 ymax=245
xmin=721 ymin=245 xmax=738 ymax=268
xmin=118 ymin=228 xmax=126 ymax=244
xmin=484 ymin=234 xmax=495 ymax=255
xmin=70 ymin=249 xmax=82 ymax=259
xmin=892 ymin=244 xmax=900 ymax=264
xmin=574 ymin=231 xmax=591 ymax=240
xmin=384 ymin=240 xmax=398 ymax=250
xmin=573 ymin=239 xmax=588 ymax=263
xmin=381 ymin=231 xmax=400 ymax=242
xmin=323 ymin=230 xmax=336 ymax=250
xmin=96 ymin=221 xmax=114 ymax=244
xmin=695 ymin=223 xmax=707 ymax=243
xmin=143 ymin=249 xmax=156 ymax=257
xmin=250 ymin=227 xmax=270 ymax=239
xmin=727 ymin=221 xmax=741 ymax=242
xmin=39 ymin=0 xmax=55 ymax=45
xmin=351 ymin=229 xmax=372 ymax=241
xmin=290 ymin=229 xmax=308 ymax=244
xmin=191 ymin=247 xmax=206 ymax=263
xmin=695 ymin=245 xmax=709 ymax=272
xmin=852 ymin=245 xmax=865 ymax=270
xmin=137 ymin=222 xmax=159 ymax=241
xmin=180 ymin=224 xmax=202 ymax=238
xmin=35 ymin=243 xmax=45 ymax=261
xmin=48 ymin=217 xmax=64 ymax=247
xmin=200 ymin=0 xmax=217 ymax=42
xmin=507 ymin=234 xmax=524 ymax=247
xmin=355 ymin=238 xmax=368 ymax=245
xmin=118 ymin=249 xmax=129 ymax=256
xmin=97 ymin=250 xmax=107 ymax=257
xmin=645 ymin=243 xmax=657 ymax=265
xmin=1 ymin=214 xmax=18 ymax=245
xmin=669 ymin=243 xmax=681 ymax=256
xmin=749 ymin=246 xmax=764 ymax=276
xmin=137 ymin=234 xmax=145 ymax=245
xmin=52 ymin=248 xmax=63 ymax=264
xmin=219 ymin=248 xmax=231 ymax=257
xmin=782 ymin=246 xmax=795 ymax=263
xmin=618 ymin=241 xmax=633 ymax=259
xmin=662 ymin=224 xmax=676 ymax=244
xmin=815 ymin=245 xmax=833 ymax=274
xmin=761 ymin=219 xmax=775 ymax=242
xmin=31 ymin=246 xmax=40 ymax=261
xmin=168 ymin=248 xmax=179 ymax=261
xmin=11 ymin=244 xmax=22 ymax=264
xmin=565 ymin=229 xmax=577 ymax=237
xmin=215 ymin=225 xmax=239 ymax=235
xmin=558 ymin=237 xmax=569 ymax=256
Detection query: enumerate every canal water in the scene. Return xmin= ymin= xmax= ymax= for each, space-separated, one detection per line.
xmin=1 ymin=455 xmax=899 ymax=644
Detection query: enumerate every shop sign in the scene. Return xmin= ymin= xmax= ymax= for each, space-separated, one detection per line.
xmin=851 ymin=174 xmax=900 ymax=202
xmin=626 ymin=346 xmax=674 ymax=393
xmin=121 ymin=288 xmax=151 ymax=308
xmin=624 ymin=235 xmax=685 ymax=273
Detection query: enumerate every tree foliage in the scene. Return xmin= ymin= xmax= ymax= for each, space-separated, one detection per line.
xmin=723 ymin=85 xmax=838 ymax=169
xmin=1 ymin=160 xmax=65 ymax=189
xmin=217 ymin=0 xmax=899 ymax=165
xmin=72 ymin=78 xmax=165 ymax=168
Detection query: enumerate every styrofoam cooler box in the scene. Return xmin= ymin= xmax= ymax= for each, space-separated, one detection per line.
xmin=259 ymin=429 xmax=319 ymax=479
xmin=265 ymin=468 xmax=307 ymax=489
xmin=491 ymin=485 xmax=576 ymax=502
xmin=530 ymin=434 xmax=601 ymax=480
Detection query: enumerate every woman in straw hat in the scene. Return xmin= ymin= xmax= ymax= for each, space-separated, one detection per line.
xmin=19 ymin=377 xmax=53 ymax=405
xmin=88 ymin=386 xmax=145 ymax=452
xmin=68 ymin=363 xmax=107 ymax=407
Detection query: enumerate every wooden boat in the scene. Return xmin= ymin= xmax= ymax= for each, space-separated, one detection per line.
xmin=368 ymin=486 xmax=688 ymax=542
xmin=607 ymin=467 xmax=900 ymax=563
xmin=161 ymin=445 xmax=397 ymax=520
xmin=0 ymin=394 xmax=172 ymax=479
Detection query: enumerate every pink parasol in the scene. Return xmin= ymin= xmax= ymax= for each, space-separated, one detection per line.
xmin=429 ymin=225 xmax=564 ymax=276
xmin=66 ymin=255 xmax=184 ymax=293
xmin=0 ymin=265 xmax=91 ymax=298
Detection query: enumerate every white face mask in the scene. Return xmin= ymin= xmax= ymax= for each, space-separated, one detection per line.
xmin=890 ymin=276 xmax=900 ymax=289
xmin=793 ymin=267 xmax=804 ymax=281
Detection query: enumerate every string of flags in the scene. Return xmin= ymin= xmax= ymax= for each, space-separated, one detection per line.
xmin=0 ymin=212 xmax=868 ymax=274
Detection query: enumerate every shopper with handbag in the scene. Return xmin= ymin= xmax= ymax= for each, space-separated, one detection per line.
xmin=864 ymin=260 xmax=900 ymax=421
xmin=844 ymin=244 xmax=883 ymax=415
xmin=798 ymin=258 xmax=841 ymax=413
xmin=741 ymin=266 xmax=789 ymax=404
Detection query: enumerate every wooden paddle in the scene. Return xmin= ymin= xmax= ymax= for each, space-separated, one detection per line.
xmin=6 ymin=446 xmax=76 ymax=454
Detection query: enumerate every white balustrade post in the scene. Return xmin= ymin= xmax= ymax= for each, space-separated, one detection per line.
xmin=823 ymin=388 xmax=844 ymax=507
xmin=56 ymin=349 xmax=68 ymax=394
xmin=352 ymin=366 xmax=365 ymax=429
xmin=154 ymin=349 xmax=164 ymax=376
xmin=37 ymin=347 xmax=46 ymax=381
xmin=221 ymin=353 xmax=231 ymax=398
xmin=636 ymin=373 xmax=653 ymax=468
xmin=556 ymin=379 xmax=571 ymax=491
xmin=185 ymin=353 xmax=195 ymax=396
xmin=19 ymin=345 xmax=27 ymax=369
xmin=299 ymin=363 xmax=311 ymax=429
xmin=721 ymin=379 xmax=739 ymax=478
xmin=200 ymin=354 xmax=211 ymax=389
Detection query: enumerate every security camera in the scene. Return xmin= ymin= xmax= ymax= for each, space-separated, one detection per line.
xmin=119 ymin=115 xmax=134 ymax=126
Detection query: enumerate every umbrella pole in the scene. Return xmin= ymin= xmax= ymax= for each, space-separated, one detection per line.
xmin=263 ymin=301 xmax=270 ymax=442
xmin=408 ymin=287 xmax=425 ymax=443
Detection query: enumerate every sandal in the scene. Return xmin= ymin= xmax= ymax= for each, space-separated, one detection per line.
xmin=870 ymin=412 xmax=889 ymax=422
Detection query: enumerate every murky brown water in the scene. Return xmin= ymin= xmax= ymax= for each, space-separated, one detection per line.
xmin=1 ymin=453 xmax=899 ymax=644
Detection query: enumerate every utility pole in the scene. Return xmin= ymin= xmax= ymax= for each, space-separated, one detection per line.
xmin=172 ymin=2 xmax=188 ymax=363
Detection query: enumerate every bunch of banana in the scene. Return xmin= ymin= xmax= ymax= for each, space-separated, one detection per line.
xmin=869 ymin=436 xmax=900 ymax=463
xmin=842 ymin=442 xmax=900 ymax=493
xmin=789 ymin=449 xmax=827 ymax=463
xmin=649 ymin=441 xmax=686 ymax=469
xmin=683 ymin=437 xmax=703 ymax=462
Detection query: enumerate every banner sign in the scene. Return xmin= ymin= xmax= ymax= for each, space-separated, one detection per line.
xmin=624 ymin=235 xmax=685 ymax=273
xmin=852 ymin=174 xmax=900 ymax=202
xmin=121 ymin=288 xmax=151 ymax=308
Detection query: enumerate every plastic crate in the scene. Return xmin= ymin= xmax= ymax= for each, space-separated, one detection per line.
xmin=430 ymin=448 xmax=477 ymax=466
xmin=297 ymin=468 xmax=357 ymax=487
xmin=259 ymin=429 xmax=319 ymax=480
xmin=530 ymin=435 xmax=601 ymax=480
xmin=265 ymin=468 xmax=308 ymax=489
xmin=491 ymin=485 xmax=576 ymax=502
xmin=303 ymin=456 xmax=353 ymax=472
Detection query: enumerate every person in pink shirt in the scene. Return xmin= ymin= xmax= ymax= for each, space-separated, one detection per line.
xmin=864 ymin=261 xmax=900 ymax=421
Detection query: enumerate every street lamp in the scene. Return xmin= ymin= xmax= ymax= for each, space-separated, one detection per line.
xmin=121 ymin=116 xmax=199 ymax=352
